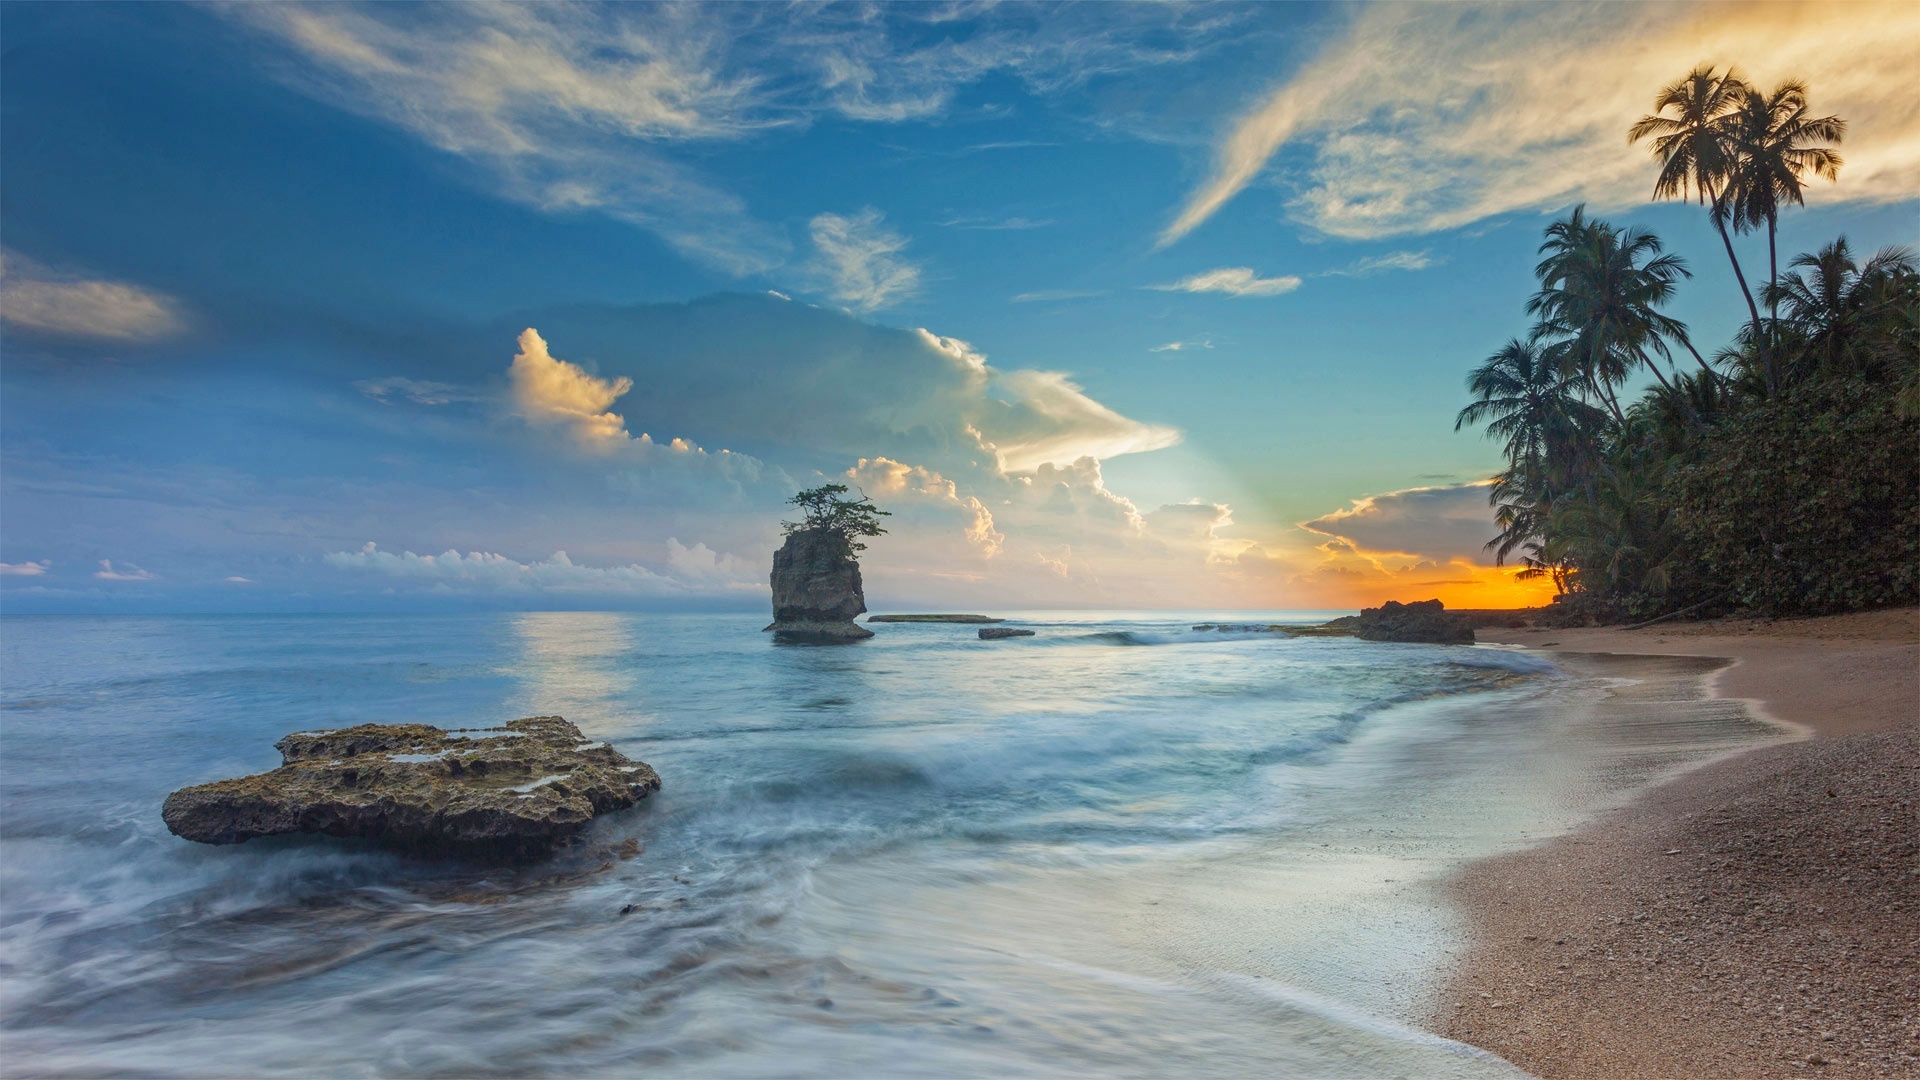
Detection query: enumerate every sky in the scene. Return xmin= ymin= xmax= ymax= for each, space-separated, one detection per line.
xmin=3 ymin=1 xmax=1916 ymax=614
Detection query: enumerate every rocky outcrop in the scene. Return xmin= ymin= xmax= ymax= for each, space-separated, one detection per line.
xmin=1355 ymin=599 xmax=1475 ymax=644
xmin=869 ymin=614 xmax=1003 ymax=624
xmin=978 ymin=627 xmax=1035 ymax=639
xmin=162 ymin=716 xmax=660 ymax=857
xmin=765 ymin=527 xmax=872 ymax=640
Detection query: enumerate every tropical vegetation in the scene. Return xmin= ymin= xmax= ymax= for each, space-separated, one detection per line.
xmin=1458 ymin=65 xmax=1918 ymax=621
xmin=782 ymin=484 xmax=892 ymax=552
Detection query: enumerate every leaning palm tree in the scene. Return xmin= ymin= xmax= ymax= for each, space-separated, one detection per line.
xmin=1630 ymin=65 xmax=1763 ymax=338
xmin=1722 ymin=79 xmax=1845 ymax=387
xmin=1527 ymin=207 xmax=1706 ymax=426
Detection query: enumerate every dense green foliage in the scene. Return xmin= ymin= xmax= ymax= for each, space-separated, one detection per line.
xmin=1459 ymin=66 xmax=1919 ymax=621
xmin=782 ymin=484 xmax=891 ymax=552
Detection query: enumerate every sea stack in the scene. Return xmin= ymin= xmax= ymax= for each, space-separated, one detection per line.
xmin=765 ymin=526 xmax=874 ymax=641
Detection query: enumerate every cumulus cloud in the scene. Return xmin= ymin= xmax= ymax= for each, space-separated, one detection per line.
xmin=807 ymin=209 xmax=921 ymax=312
xmin=508 ymin=327 xmax=634 ymax=447
xmin=664 ymin=538 xmax=759 ymax=586
xmin=94 ymin=559 xmax=155 ymax=581
xmin=0 ymin=560 xmax=50 ymax=576
xmin=1149 ymin=267 xmax=1301 ymax=297
xmin=1300 ymin=482 xmax=1504 ymax=566
xmin=326 ymin=542 xmax=688 ymax=595
xmin=1163 ymin=0 xmax=1920 ymax=243
xmin=0 ymin=250 xmax=185 ymax=341
xmin=846 ymin=457 xmax=1003 ymax=556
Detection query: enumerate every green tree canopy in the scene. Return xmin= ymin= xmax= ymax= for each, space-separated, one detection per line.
xmin=782 ymin=484 xmax=891 ymax=551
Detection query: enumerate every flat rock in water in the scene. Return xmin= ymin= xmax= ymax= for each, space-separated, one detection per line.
xmin=868 ymin=614 xmax=1003 ymax=623
xmin=978 ymin=627 xmax=1036 ymax=639
xmin=161 ymin=716 xmax=661 ymax=857
xmin=1355 ymin=599 xmax=1475 ymax=644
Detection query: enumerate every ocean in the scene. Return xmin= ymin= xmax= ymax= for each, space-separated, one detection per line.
xmin=0 ymin=612 xmax=1782 ymax=1077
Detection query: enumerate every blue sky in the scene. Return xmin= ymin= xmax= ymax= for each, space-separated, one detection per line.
xmin=3 ymin=1 xmax=1916 ymax=612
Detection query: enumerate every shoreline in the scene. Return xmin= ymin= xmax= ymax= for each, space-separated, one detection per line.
xmin=1434 ymin=609 xmax=1919 ymax=1077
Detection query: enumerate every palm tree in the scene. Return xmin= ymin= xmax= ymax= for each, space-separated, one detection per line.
xmin=1527 ymin=207 xmax=1706 ymax=426
xmin=1722 ymin=80 xmax=1845 ymax=388
xmin=1457 ymin=335 xmax=1609 ymax=567
xmin=1630 ymin=65 xmax=1764 ymax=340
xmin=1763 ymin=238 xmax=1917 ymax=378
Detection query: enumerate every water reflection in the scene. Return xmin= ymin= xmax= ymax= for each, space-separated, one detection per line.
xmin=505 ymin=611 xmax=638 ymax=726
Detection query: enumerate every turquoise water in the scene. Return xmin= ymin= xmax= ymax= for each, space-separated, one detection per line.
xmin=0 ymin=612 xmax=1660 ymax=1076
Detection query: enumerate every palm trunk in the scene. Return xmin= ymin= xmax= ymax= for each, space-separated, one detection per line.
xmin=1766 ymin=213 xmax=1780 ymax=389
xmin=1705 ymin=180 xmax=1769 ymax=386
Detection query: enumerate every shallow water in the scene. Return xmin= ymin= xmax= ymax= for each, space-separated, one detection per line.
xmin=0 ymin=613 xmax=1782 ymax=1076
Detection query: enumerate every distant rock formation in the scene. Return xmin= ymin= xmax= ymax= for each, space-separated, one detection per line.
xmin=978 ymin=627 xmax=1035 ymax=639
xmin=161 ymin=716 xmax=660 ymax=857
xmin=1355 ymin=599 xmax=1475 ymax=644
xmin=869 ymin=614 xmax=1003 ymax=624
xmin=764 ymin=526 xmax=873 ymax=641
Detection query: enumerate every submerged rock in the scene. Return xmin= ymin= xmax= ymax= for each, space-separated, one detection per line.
xmin=765 ymin=527 xmax=872 ymax=641
xmin=978 ymin=627 xmax=1035 ymax=639
xmin=161 ymin=716 xmax=661 ymax=856
xmin=1355 ymin=599 xmax=1475 ymax=644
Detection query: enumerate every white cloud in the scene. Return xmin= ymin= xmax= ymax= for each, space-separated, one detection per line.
xmin=0 ymin=250 xmax=184 ymax=341
xmin=226 ymin=4 xmax=785 ymax=274
xmin=1163 ymin=1 xmax=1920 ymax=242
xmin=508 ymin=327 xmax=634 ymax=447
xmin=94 ymin=559 xmax=155 ymax=581
xmin=1149 ymin=267 xmax=1301 ymax=297
xmin=0 ymin=560 xmax=50 ymax=576
xmin=1150 ymin=339 xmax=1213 ymax=353
xmin=664 ymin=538 xmax=760 ymax=586
xmin=224 ymin=576 xmax=254 ymax=584
xmin=807 ymin=209 xmax=921 ymax=312
xmin=846 ymin=457 xmax=1003 ymax=556
xmin=326 ymin=542 xmax=691 ymax=595
xmin=975 ymin=370 xmax=1182 ymax=474
xmin=1325 ymin=250 xmax=1435 ymax=277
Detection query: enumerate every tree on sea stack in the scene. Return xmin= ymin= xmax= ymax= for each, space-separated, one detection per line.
xmin=765 ymin=485 xmax=891 ymax=642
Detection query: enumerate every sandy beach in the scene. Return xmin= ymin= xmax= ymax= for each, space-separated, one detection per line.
xmin=1438 ymin=609 xmax=1920 ymax=1077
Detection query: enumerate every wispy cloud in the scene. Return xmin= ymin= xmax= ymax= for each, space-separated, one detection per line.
xmin=226 ymin=3 xmax=1246 ymax=275
xmin=1162 ymin=1 xmax=1920 ymax=243
xmin=0 ymin=250 xmax=185 ymax=341
xmin=938 ymin=215 xmax=1055 ymax=231
xmin=1322 ymin=250 xmax=1435 ymax=277
xmin=1149 ymin=267 xmax=1301 ymax=297
xmin=807 ymin=209 xmax=921 ymax=312
xmin=94 ymin=559 xmax=155 ymax=581
xmin=1150 ymin=339 xmax=1214 ymax=353
xmin=0 ymin=560 xmax=51 ymax=576
xmin=1010 ymin=289 xmax=1107 ymax=303
xmin=355 ymin=376 xmax=485 ymax=407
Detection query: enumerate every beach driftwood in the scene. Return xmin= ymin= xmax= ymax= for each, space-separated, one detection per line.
xmin=161 ymin=716 xmax=660 ymax=856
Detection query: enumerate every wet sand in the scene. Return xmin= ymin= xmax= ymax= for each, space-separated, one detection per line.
xmin=1437 ymin=609 xmax=1920 ymax=1077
